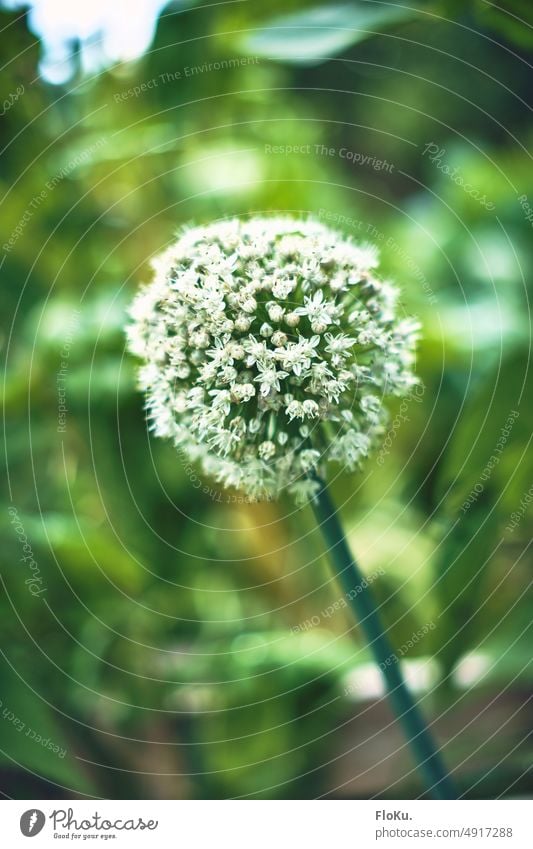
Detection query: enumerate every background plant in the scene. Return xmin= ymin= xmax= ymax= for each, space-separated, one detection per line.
xmin=1 ymin=0 xmax=532 ymax=800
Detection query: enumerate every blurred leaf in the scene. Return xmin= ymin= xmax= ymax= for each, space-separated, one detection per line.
xmin=433 ymin=493 xmax=501 ymax=677
xmin=239 ymin=3 xmax=416 ymax=64
xmin=0 ymin=657 xmax=94 ymax=793
xmin=428 ymin=297 xmax=526 ymax=354
xmin=474 ymin=0 xmax=533 ymax=48
xmin=20 ymin=513 xmax=146 ymax=593
xmin=436 ymin=350 xmax=532 ymax=515
xmin=432 ymin=349 xmax=533 ymax=674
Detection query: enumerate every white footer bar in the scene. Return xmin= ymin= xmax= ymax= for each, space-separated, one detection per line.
xmin=2 ymin=799 xmax=531 ymax=848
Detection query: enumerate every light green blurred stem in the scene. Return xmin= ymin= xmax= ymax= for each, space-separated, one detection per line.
xmin=310 ymin=475 xmax=457 ymax=800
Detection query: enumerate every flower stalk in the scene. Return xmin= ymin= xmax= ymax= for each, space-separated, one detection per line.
xmin=310 ymin=474 xmax=457 ymax=800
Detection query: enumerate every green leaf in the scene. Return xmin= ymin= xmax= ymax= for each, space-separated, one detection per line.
xmin=432 ymin=349 xmax=533 ymax=673
xmin=432 ymin=494 xmax=501 ymax=676
xmin=436 ymin=350 xmax=532 ymax=516
xmin=474 ymin=0 xmax=533 ymax=49
xmin=0 ymin=658 xmax=94 ymax=793
xmin=239 ymin=3 xmax=416 ymax=65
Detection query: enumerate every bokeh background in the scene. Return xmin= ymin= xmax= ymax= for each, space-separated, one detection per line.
xmin=1 ymin=0 xmax=532 ymax=800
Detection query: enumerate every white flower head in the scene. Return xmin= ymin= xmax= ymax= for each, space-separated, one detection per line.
xmin=127 ymin=217 xmax=419 ymax=501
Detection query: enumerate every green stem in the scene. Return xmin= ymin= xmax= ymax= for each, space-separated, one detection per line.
xmin=310 ymin=475 xmax=457 ymax=800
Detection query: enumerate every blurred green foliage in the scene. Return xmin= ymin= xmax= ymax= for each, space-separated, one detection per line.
xmin=1 ymin=1 xmax=532 ymax=799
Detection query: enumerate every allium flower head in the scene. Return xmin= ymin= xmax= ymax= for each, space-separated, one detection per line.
xmin=127 ymin=217 xmax=419 ymax=501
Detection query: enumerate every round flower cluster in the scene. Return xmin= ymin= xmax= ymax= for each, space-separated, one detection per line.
xmin=127 ymin=217 xmax=419 ymax=502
